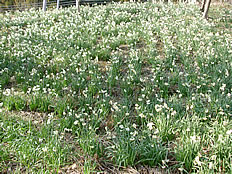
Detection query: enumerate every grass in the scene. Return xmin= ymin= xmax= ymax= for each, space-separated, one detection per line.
xmin=0 ymin=2 xmax=232 ymax=173
xmin=0 ymin=112 xmax=70 ymax=173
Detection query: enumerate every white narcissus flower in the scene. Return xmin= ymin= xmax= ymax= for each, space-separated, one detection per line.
xmin=220 ymin=84 xmax=226 ymax=91
xmin=139 ymin=113 xmax=145 ymax=118
xmin=47 ymin=119 xmax=51 ymax=124
xmin=42 ymin=146 xmax=48 ymax=152
xmin=155 ymin=104 xmax=162 ymax=112
xmin=194 ymin=156 xmax=202 ymax=166
xmin=226 ymin=129 xmax=232 ymax=135
xmin=190 ymin=135 xmax=201 ymax=143
xmin=119 ymin=125 xmax=124 ymax=129
xmin=147 ymin=122 xmax=154 ymax=130
xmin=171 ymin=110 xmax=177 ymax=116
xmin=209 ymin=162 xmax=213 ymax=169
xmin=53 ymin=130 xmax=59 ymax=135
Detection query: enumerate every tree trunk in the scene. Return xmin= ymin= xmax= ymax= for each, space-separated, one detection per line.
xmin=203 ymin=0 xmax=211 ymax=19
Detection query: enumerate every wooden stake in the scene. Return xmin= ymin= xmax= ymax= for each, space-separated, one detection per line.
xmin=200 ymin=0 xmax=206 ymax=12
xmin=76 ymin=0 xmax=80 ymax=12
xmin=43 ymin=0 xmax=47 ymax=11
xmin=203 ymin=0 xmax=211 ymax=19
xmin=57 ymin=0 xmax=60 ymax=9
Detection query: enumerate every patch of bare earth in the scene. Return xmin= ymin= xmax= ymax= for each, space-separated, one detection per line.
xmin=58 ymin=163 xmax=168 ymax=174
xmin=3 ymin=109 xmax=48 ymax=126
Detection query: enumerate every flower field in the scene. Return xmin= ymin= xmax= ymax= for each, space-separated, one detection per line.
xmin=0 ymin=2 xmax=232 ymax=173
